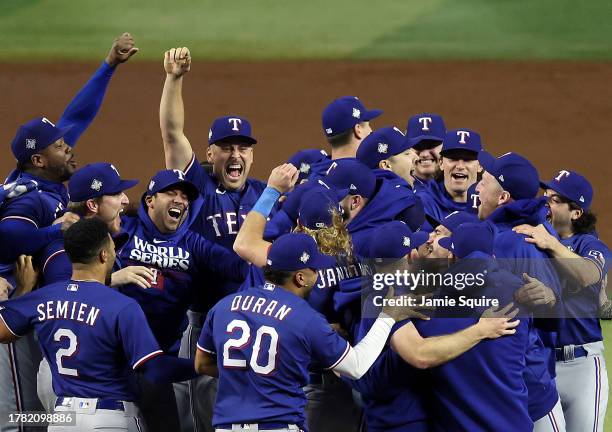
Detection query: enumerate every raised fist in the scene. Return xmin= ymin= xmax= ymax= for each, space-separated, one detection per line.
xmin=106 ymin=32 xmax=139 ymax=67
xmin=164 ymin=47 xmax=191 ymax=78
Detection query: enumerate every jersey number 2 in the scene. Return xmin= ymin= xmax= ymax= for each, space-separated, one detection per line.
xmin=54 ymin=328 xmax=78 ymax=377
xmin=223 ymin=319 xmax=278 ymax=375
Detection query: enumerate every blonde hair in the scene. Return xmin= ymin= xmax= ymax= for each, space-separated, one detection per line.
xmin=294 ymin=209 xmax=353 ymax=259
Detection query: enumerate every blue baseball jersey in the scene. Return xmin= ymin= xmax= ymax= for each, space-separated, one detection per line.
xmin=415 ymin=179 xmax=473 ymax=232
xmin=348 ymin=177 xmax=420 ymax=256
xmin=556 ymin=233 xmax=611 ymax=346
xmin=487 ymin=198 xmax=561 ymax=420
xmin=197 ymin=284 xmax=350 ymax=428
xmin=417 ymin=255 xmax=531 ymax=431
xmin=0 ymin=280 xmax=161 ymax=400
xmin=117 ymin=201 xmax=248 ymax=353
xmin=184 ymin=155 xmax=268 ymax=308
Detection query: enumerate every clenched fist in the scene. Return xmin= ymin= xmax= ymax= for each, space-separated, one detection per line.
xmin=164 ymin=47 xmax=191 ymax=78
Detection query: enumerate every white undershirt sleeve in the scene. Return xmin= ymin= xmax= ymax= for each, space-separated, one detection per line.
xmin=331 ymin=313 xmax=395 ymax=380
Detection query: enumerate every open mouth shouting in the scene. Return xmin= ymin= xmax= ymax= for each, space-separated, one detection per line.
xmin=226 ymin=162 xmax=244 ymax=181
xmin=451 ymin=172 xmax=469 ymax=182
xmin=168 ymin=206 xmax=184 ymax=221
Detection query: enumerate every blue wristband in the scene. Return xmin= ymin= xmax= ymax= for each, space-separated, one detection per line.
xmin=252 ymin=187 xmax=281 ymax=218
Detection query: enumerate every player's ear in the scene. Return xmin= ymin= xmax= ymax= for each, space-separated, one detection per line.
xmin=206 ymin=145 xmax=214 ymax=163
xmin=498 ymin=190 xmax=511 ymax=206
xmin=30 ymin=153 xmax=45 ymax=169
xmin=379 ymin=160 xmax=391 ymax=171
xmin=144 ymin=195 xmax=154 ymax=208
xmin=570 ymin=207 xmax=583 ymax=221
xmin=86 ymin=198 xmax=99 ymax=214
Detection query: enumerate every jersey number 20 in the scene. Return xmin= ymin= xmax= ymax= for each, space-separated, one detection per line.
xmin=223 ymin=319 xmax=278 ymax=375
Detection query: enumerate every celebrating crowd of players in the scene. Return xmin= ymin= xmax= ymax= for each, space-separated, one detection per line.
xmin=0 ymin=33 xmax=609 ymax=432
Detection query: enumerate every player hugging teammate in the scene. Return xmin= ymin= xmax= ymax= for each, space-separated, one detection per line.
xmin=0 ymin=37 xmax=609 ymax=432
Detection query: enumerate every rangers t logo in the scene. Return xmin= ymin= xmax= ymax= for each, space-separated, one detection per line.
xmin=419 ymin=117 xmax=432 ymax=131
xmin=554 ymin=170 xmax=571 ymax=182
xmin=456 ymin=130 xmax=470 ymax=144
xmin=228 ymin=118 xmax=242 ymax=131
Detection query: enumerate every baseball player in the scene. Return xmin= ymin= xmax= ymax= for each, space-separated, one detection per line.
xmin=194 ymin=231 xmax=420 ymax=432
xmin=116 ymin=169 xmax=250 ymax=432
xmin=405 ymin=113 xmax=447 ymax=190
xmin=233 ymin=165 xmax=365 ymax=432
xmin=305 ymin=96 xmax=381 ymax=179
xmin=476 ymin=151 xmax=566 ymax=431
xmin=414 ymin=128 xmax=483 ymax=232
xmin=159 ymin=47 xmax=269 ymax=431
xmin=324 ymin=159 xmax=422 ymax=256
xmin=0 ymin=33 xmax=138 ymax=432
xmin=513 ymin=170 xmax=610 ymax=431
xmin=0 ymin=218 xmax=197 ymax=432
xmin=354 ymin=220 xmax=526 ymax=431
xmin=356 ymin=126 xmax=419 ymax=188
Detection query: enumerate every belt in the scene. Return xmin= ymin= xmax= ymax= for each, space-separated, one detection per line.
xmin=217 ymin=423 xmax=296 ymax=431
xmin=55 ymin=397 xmax=125 ymax=411
xmin=555 ymin=345 xmax=588 ymax=362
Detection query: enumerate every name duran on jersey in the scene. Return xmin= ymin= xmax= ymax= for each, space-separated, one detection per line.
xmin=128 ymin=235 xmax=190 ymax=270
xmin=231 ymin=289 xmax=293 ymax=322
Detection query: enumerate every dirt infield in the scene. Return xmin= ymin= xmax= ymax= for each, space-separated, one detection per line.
xmin=1 ymin=61 xmax=611 ymax=242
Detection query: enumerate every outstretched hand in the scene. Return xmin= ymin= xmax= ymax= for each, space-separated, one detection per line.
xmin=267 ymin=164 xmax=299 ymax=194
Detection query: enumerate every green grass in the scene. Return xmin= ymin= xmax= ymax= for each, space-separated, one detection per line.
xmin=602 ymin=321 xmax=612 ymax=430
xmin=1 ymin=0 xmax=612 ymax=61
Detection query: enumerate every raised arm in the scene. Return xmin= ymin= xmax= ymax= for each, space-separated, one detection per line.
xmin=160 ymin=47 xmax=194 ymax=170
xmin=58 ymin=32 xmax=138 ymax=146
xmin=233 ymin=164 xmax=298 ymax=267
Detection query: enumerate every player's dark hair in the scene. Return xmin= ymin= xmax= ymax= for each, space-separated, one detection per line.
xmin=16 ymin=160 xmax=34 ymax=172
xmin=326 ymin=129 xmax=353 ymax=149
xmin=64 ymin=218 xmax=111 ymax=264
xmin=262 ymin=265 xmax=294 ymax=286
xmin=569 ymin=202 xmax=597 ymax=234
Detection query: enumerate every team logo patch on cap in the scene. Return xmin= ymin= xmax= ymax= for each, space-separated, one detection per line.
xmin=498 ymin=175 xmax=505 ymax=183
xmin=25 ymin=139 xmax=36 ymax=149
xmin=349 ymin=184 xmax=357 ymax=191
xmin=149 ymin=180 xmax=155 ymax=190
xmin=90 ymin=179 xmax=103 ymax=191
xmin=580 ymin=196 xmax=585 ymax=203
xmin=352 ymin=108 xmax=361 ymax=119
xmin=300 ymin=252 xmax=310 ymax=263
xmin=326 ymin=128 xmax=333 ymax=134
xmin=377 ymin=143 xmax=388 ymax=154
xmin=403 ymin=236 xmax=410 ymax=247
xmin=300 ymin=163 xmax=311 ymax=174
xmin=208 ymin=129 xmax=212 ymax=139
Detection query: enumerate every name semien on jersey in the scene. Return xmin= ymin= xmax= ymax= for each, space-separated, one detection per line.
xmin=36 ymin=300 xmax=100 ymax=326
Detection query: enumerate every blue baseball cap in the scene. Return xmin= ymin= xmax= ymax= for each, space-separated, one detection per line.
xmin=287 ymin=149 xmax=329 ymax=182
xmin=208 ymin=115 xmax=257 ymax=145
xmin=441 ymin=128 xmax=482 ymax=156
xmin=68 ymin=163 xmax=138 ymax=202
xmin=406 ymin=113 xmax=446 ymax=146
xmin=426 ymin=210 xmax=480 ymax=232
xmin=540 ymin=170 xmax=593 ymax=210
xmin=298 ymin=186 xmax=342 ymax=230
xmin=356 ymin=126 xmax=412 ymax=169
xmin=147 ymin=169 xmax=199 ymax=201
xmin=324 ymin=160 xmax=377 ymax=199
xmin=438 ymin=222 xmax=494 ymax=258
xmin=322 ymin=96 xmax=382 ymax=137
xmin=11 ymin=117 xmax=73 ymax=164
xmin=478 ymin=151 xmax=540 ymax=200
xmin=368 ymin=221 xmax=429 ymax=259
xmin=267 ymin=233 xmax=336 ymax=271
